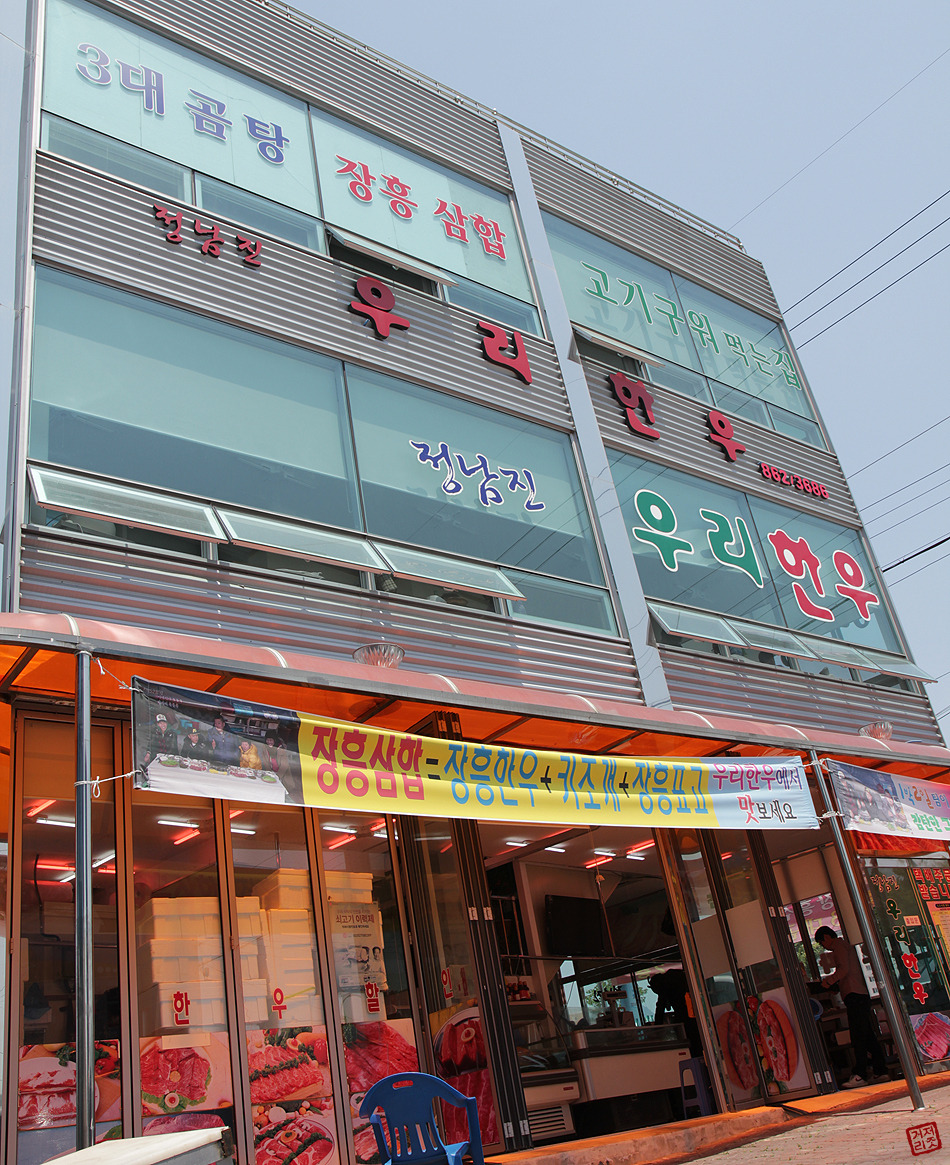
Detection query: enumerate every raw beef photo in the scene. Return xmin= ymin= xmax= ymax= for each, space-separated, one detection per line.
xmin=248 ymin=1030 xmax=332 ymax=1105
xmin=145 ymin=1113 xmax=226 ymax=1135
xmin=140 ymin=1043 xmax=211 ymax=1114
xmin=254 ymin=1110 xmax=335 ymax=1165
xmin=343 ymin=1021 xmax=418 ymax=1094
xmin=18 ymin=1059 xmax=80 ymax=1130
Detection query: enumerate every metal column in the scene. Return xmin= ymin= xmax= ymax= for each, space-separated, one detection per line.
xmin=812 ymin=751 xmax=925 ymax=1110
xmin=75 ymin=650 xmax=95 ymax=1147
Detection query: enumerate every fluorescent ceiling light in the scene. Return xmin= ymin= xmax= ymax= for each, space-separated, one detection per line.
xmin=92 ymin=851 xmax=116 ymax=869
xmin=157 ymin=819 xmax=199 ymax=829
xmin=36 ymin=817 xmax=75 ymax=828
xmin=322 ymin=824 xmax=358 ymax=834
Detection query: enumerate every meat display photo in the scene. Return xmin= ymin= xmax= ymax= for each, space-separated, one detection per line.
xmin=254 ymin=1104 xmax=336 ymax=1165
xmin=433 ymin=1010 xmax=498 ymax=1146
xmin=345 ymin=1019 xmax=418 ymax=1165
xmin=18 ymin=1041 xmax=120 ymax=1130
xmin=715 ymin=992 xmax=805 ymax=1098
xmin=247 ymin=1028 xmax=332 ymax=1106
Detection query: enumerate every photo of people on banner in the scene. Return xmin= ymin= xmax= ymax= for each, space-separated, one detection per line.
xmin=132 ymin=679 xmax=817 ymax=830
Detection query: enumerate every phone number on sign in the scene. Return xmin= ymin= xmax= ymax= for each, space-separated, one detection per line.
xmin=759 ymin=462 xmax=828 ymax=499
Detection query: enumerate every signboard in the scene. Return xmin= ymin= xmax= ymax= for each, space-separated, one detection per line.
xmin=831 ymin=761 xmax=950 ymax=843
xmin=311 ymin=108 xmax=533 ymax=304
xmin=44 ymin=0 xmax=319 ymax=214
xmin=132 ymin=678 xmax=817 ymax=830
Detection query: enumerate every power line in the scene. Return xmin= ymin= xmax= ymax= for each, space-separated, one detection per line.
xmin=883 ymin=533 xmax=950 ymax=572
xmin=796 ymin=236 xmax=950 ymax=348
xmin=850 ymin=413 xmax=950 ymax=477
xmin=865 ymin=473 xmax=950 ymax=526
xmin=787 ymin=210 xmax=950 ymax=331
xmin=784 ymin=188 xmax=950 ymax=312
xmin=730 ymin=46 xmax=950 ymax=229
xmin=860 ymin=460 xmax=950 ymax=510
xmin=873 ymin=491 xmax=950 ymax=538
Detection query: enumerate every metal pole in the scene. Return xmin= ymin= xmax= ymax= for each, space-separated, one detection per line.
xmin=75 ymin=650 xmax=95 ymax=1148
xmin=811 ymin=751 xmax=926 ymax=1110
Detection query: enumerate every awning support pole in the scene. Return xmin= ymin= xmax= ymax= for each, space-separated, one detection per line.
xmin=75 ymin=649 xmax=95 ymax=1148
xmin=811 ymin=750 xmax=926 ymax=1110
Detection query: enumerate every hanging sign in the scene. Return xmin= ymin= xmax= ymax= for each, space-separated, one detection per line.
xmin=830 ymin=761 xmax=950 ymax=843
xmin=132 ymin=678 xmax=817 ymax=829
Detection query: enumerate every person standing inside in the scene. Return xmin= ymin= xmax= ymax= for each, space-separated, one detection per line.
xmin=816 ymin=925 xmax=889 ymax=1088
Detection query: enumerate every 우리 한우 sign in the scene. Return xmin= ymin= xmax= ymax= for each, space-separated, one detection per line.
xmin=132 ymin=678 xmax=817 ymax=830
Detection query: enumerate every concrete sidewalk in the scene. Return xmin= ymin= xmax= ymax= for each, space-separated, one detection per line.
xmin=490 ymin=1074 xmax=950 ymax=1165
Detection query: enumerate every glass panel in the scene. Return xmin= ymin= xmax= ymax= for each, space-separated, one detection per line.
xmin=372 ymin=574 xmax=496 ymax=612
xmin=130 ymin=794 xmax=237 ymax=1140
xmin=734 ymin=624 xmax=814 ymax=658
xmin=671 ymin=274 xmax=816 ymax=422
xmin=195 ymin=175 xmax=325 ymax=252
xmin=709 ymin=383 xmax=771 ymax=428
xmin=853 ymin=649 xmax=933 ymax=682
xmin=506 ymin=571 xmax=617 ymax=634
xmin=29 ymin=466 xmax=226 ymax=541
xmin=406 ymin=819 xmax=500 ymax=1147
xmin=647 ymin=362 xmax=712 ymax=403
xmin=28 ymin=495 xmax=204 ymax=557
xmin=328 ymin=227 xmax=455 ymax=285
xmin=445 ymin=278 xmax=542 ymax=336
xmin=542 ymin=211 xmax=702 ymax=372
xmin=373 ymin=543 xmax=524 ymax=600
xmin=31 ymin=268 xmax=360 ymax=529
xmin=320 ymin=813 xmax=419 ymax=1160
xmin=219 ymin=510 xmax=386 ymax=572
xmin=348 ymin=367 xmax=603 ymax=585
xmin=649 ymin=602 xmax=745 ymax=645
xmin=767 ymin=406 xmax=825 ymax=449
xmin=231 ymin=807 xmax=340 ymax=1165
xmin=41 ymin=114 xmax=189 ymax=200
xmin=44 ymin=0 xmax=320 ymax=214
xmin=312 ymin=108 xmax=533 ymax=303
xmin=219 ymin=544 xmax=362 ymax=589
xmin=18 ymin=720 xmax=121 ymax=1162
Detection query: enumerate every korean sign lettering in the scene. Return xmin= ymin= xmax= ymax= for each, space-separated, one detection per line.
xmin=154 ymin=204 xmax=263 ymax=266
xmin=312 ymin=107 xmax=533 ymax=305
xmin=610 ymin=453 xmax=901 ymax=652
xmin=832 ymin=761 xmax=950 ymax=843
xmin=409 ymin=440 xmax=545 ymax=511
xmin=45 ymin=0 xmax=318 ymax=214
xmin=132 ymin=678 xmax=818 ymax=830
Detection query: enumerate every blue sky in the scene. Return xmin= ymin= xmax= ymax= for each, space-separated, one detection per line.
xmin=295 ymin=0 xmax=950 ymax=737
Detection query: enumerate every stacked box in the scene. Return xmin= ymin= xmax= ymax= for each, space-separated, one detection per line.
xmin=255 ymin=869 xmax=311 ymax=911
xmin=136 ymin=898 xmax=229 ymax=1032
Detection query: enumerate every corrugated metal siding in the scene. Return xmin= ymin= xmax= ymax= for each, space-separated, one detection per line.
xmin=583 ymin=355 xmax=860 ymax=526
xmin=524 ymin=141 xmax=781 ymax=319
xmin=105 ymin=0 xmax=511 ymax=188
xmin=18 ymin=532 xmax=643 ymax=703
xmin=33 ymin=154 xmax=570 ymax=426
xmin=660 ymin=649 xmax=943 ymax=745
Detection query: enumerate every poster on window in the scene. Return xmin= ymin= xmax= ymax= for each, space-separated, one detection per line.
xmin=832 ymin=761 xmax=950 ymax=843
xmin=132 ymin=678 xmax=818 ymax=831
xmin=330 ymin=902 xmax=388 ymax=1002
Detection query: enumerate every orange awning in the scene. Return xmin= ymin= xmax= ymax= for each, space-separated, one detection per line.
xmin=0 ymin=612 xmax=947 ymax=781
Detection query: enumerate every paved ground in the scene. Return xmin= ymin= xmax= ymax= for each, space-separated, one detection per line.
xmin=702 ymin=1083 xmax=949 ymax=1164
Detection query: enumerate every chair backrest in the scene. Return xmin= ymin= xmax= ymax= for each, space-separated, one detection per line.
xmin=358 ymin=1072 xmax=474 ymax=1165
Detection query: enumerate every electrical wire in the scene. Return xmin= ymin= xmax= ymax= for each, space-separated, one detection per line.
xmin=865 ymin=473 xmax=950 ymax=526
xmin=796 ymin=236 xmax=950 ymax=348
xmin=871 ymin=491 xmax=950 ymax=538
xmin=860 ymin=460 xmax=950 ymax=510
xmin=787 ymin=210 xmax=950 ymax=331
xmin=883 ymin=533 xmax=950 ymax=572
xmin=784 ymin=188 xmax=950 ymax=312
xmin=886 ymin=543 xmax=950 ymax=586
xmin=849 ymin=413 xmax=950 ymax=477
xmin=730 ymin=46 xmax=950 ymax=229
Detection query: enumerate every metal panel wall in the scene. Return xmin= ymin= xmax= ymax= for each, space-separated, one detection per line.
xmin=33 ymin=154 xmax=570 ymax=426
xmin=18 ymin=531 xmax=643 ymax=703
xmin=660 ymin=649 xmax=942 ymax=745
xmin=583 ymin=354 xmax=860 ymax=526
xmin=524 ymin=141 xmax=781 ymax=319
xmin=104 ymin=0 xmax=511 ymax=188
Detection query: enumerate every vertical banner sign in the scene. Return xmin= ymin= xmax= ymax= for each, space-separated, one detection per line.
xmin=132 ymin=678 xmax=818 ymax=829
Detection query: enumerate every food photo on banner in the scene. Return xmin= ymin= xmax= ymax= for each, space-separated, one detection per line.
xmin=829 ymin=760 xmax=950 ymax=841
xmin=131 ymin=678 xmax=819 ymax=831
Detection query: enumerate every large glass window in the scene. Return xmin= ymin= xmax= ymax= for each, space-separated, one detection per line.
xmin=608 ymin=451 xmax=901 ymax=652
xmin=312 ymin=108 xmax=534 ymax=308
xmin=543 ymin=212 xmax=823 ymax=447
xmin=44 ymin=0 xmax=320 ymax=215
xmin=30 ymin=268 xmax=359 ymax=528
xmin=347 ymin=367 xmax=604 ymax=585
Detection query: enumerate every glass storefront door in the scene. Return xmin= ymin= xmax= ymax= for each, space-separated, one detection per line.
xmin=673 ymin=829 xmax=820 ymax=1105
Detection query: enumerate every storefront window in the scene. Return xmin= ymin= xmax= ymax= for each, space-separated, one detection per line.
xmin=17 ymin=719 xmax=119 ymax=1164
xmin=347 ymin=367 xmax=604 ymax=586
xmin=30 ymin=268 xmax=359 ymax=530
xmin=129 ymin=794 xmax=237 ymax=1141
xmin=231 ymin=807 xmax=338 ymax=1165
xmin=608 ymin=451 xmax=902 ymax=653
xmin=320 ymin=814 xmax=419 ymax=1162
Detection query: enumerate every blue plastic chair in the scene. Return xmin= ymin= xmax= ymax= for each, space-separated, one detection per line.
xmin=358 ymin=1072 xmax=485 ymax=1165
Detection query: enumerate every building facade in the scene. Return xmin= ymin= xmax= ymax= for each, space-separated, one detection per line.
xmin=3 ymin=0 xmax=950 ymax=1162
